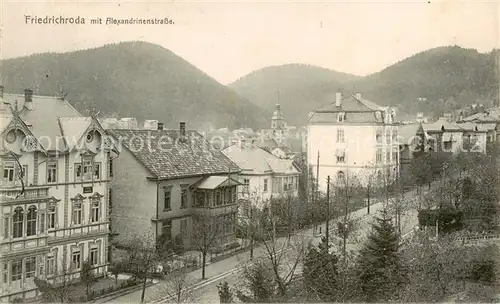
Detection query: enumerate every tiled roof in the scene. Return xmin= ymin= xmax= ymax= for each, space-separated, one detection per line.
xmin=266 ymin=158 xmax=300 ymax=174
xmin=3 ymin=93 xmax=82 ymax=151
xmin=309 ymin=94 xmax=386 ymax=124
xmin=110 ymin=129 xmax=241 ymax=180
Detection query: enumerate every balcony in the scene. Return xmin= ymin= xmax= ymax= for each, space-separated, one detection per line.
xmin=0 ymin=186 xmax=50 ymax=202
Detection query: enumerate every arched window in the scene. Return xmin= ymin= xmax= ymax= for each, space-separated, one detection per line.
xmin=27 ymin=205 xmax=37 ymax=236
xmin=337 ymin=171 xmax=345 ymax=181
xmin=377 ymin=170 xmax=382 ymax=181
xmin=12 ymin=207 xmax=23 ymax=238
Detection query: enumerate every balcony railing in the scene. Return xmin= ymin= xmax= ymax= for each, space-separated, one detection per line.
xmin=0 ymin=186 xmax=50 ymax=201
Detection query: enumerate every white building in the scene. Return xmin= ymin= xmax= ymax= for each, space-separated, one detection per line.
xmin=222 ymin=144 xmax=301 ymax=208
xmin=307 ymin=93 xmax=399 ymax=192
xmin=0 ymin=87 xmax=117 ymax=302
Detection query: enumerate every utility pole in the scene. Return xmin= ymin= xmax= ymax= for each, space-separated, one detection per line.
xmin=315 ymin=151 xmax=320 ymax=235
xmin=326 ymin=175 xmax=330 ymax=248
xmin=249 ymin=206 xmax=254 ymax=260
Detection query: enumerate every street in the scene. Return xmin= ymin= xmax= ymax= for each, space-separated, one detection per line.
xmin=107 ymin=186 xmax=426 ymax=303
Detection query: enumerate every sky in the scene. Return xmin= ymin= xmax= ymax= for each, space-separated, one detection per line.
xmin=1 ymin=0 xmax=499 ymax=84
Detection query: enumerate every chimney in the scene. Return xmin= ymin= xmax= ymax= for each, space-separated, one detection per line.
xmin=180 ymin=122 xmax=186 ymax=137
xmin=24 ymin=89 xmax=33 ymax=103
xmin=335 ymin=92 xmax=342 ymax=107
xmin=24 ymin=89 xmax=33 ymax=110
xmin=355 ymin=92 xmax=362 ymax=99
xmin=158 ymin=122 xmax=164 ymax=131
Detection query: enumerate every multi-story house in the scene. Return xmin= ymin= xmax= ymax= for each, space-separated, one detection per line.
xmin=0 ymin=87 xmax=115 ymax=302
xmin=109 ymin=122 xmax=241 ymax=253
xmin=221 ymin=144 xmax=301 ymax=209
xmin=307 ymin=93 xmax=399 ymax=192
xmin=421 ymin=119 xmax=465 ymax=154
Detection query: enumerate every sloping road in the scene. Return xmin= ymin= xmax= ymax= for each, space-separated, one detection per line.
xmin=106 ymin=185 xmax=429 ymax=303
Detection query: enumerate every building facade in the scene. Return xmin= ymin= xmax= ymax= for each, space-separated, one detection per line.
xmin=222 ymin=144 xmax=301 ymax=209
xmin=109 ymin=123 xmax=241 ymax=254
xmin=0 ymin=88 xmax=115 ymax=302
xmin=307 ymin=93 xmax=399 ymax=192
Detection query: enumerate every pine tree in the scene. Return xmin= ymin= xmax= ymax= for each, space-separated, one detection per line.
xmin=303 ymin=237 xmax=340 ymax=301
xmin=356 ymin=208 xmax=405 ymax=302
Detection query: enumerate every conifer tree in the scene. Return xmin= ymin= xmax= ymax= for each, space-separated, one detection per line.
xmin=303 ymin=236 xmax=340 ymax=301
xmin=356 ymin=208 xmax=405 ymax=302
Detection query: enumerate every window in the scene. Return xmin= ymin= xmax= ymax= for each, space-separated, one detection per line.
xmin=46 ymin=254 xmax=55 ymax=276
xmin=376 ymin=129 xmax=382 ymax=143
xmin=94 ymin=163 xmax=101 ymax=180
xmin=337 ymin=171 xmax=345 ymax=181
xmin=376 ymin=148 xmax=382 ymax=164
xmin=392 ymin=130 xmax=398 ymax=142
xmin=47 ymin=161 xmax=57 ymax=183
xmin=243 ymin=179 xmax=250 ymax=193
xmin=72 ymin=250 xmax=81 ymax=270
xmin=216 ymin=191 xmax=222 ymax=206
xmin=109 ymin=157 xmax=113 ymax=178
xmin=22 ymin=165 xmax=28 ymax=185
xmin=25 ymin=257 xmax=36 ymax=278
xmin=295 ymin=177 xmax=299 ymax=190
xmin=90 ymin=247 xmax=98 ymax=266
xmin=337 ymin=112 xmax=345 ymax=122
xmin=444 ymin=141 xmax=452 ymax=150
xmin=72 ymin=201 xmax=82 ymax=225
xmin=2 ymin=263 xmax=7 ymax=284
xmin=12 ymin=207 xmax=23 ymax=238
xmin=162 ymin=220 xmax=172 ymax=240
xmin=336 ymin=149 xmax=346 ymax=163
xmin=27 ymin=205 xmax=37 ymax=236
xmin=11 ymin=259 xmax=22 ymax=282
xmin=386 ymin=151 xmax=391 ymax=163
xmin=180 ymin=219 xmax=188 ymax=237
xmin=3 ymin=162 xmax=15 ymax=182
xmin=386 ymin=130 xmax=391 ymax=144
xmin=337 ymin=129 xmax=345 ymax=143
xmin=180 ymin=189 xmax=188 ymax=209
xmin=392 ymin=151 xmax=398 ymax=164
xmin=48 ymin=204 xmax=56 ymax=229
xmin=263 ymin=179 xmax=268 ymax=192
xmin=76 ymin=159 xmax=93 ymax=181
xmin=164 ymin=189 xmax=171 ymax=210
xmin=91 ymin=199 xmax=100 ymax=223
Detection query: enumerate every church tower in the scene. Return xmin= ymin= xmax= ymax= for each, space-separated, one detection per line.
xmin=271 ymin=103 xmax=286 ymax=130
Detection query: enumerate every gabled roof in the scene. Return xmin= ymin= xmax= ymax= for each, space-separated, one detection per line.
xmin=422 ymin=119 xmax=463 ymax=132
xmin=266 ymin=158 xmax=300 ymax=174
xmin=222 ymin=144 xmax=300 ymax=175
xmin=58 ymin=117 xmax=93 ymax=151
xmin=3 ymin=93 xmax=82 ymax=151
xmin=309 ymin=94 xmax=388 ymax=124
xmin=398 ymin=124 xmax=421 ymax=145
xmin=457 ymin=122 xmax=487 ymax=133
xmin=110 ymin=129 xmax=240 ymax=180
xmin=193 ymin=176 xmax=242 ymax=190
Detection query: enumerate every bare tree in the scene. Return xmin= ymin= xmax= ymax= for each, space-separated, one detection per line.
xmin=250 ymin=196 xmax=307 ymax=297
xmin=122 ymin=231 xmax=159 ymax=303
xmin=34 ymin=258 xmax=74 ymax=303
xmin=192 ymin=211 xmax=221 ymax=280
xmin=80 ymin=260 xmax=97 ymax=301
xmin=146 ymin=267 xmax=200 ymax=303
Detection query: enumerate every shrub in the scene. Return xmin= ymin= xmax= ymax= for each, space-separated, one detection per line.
xmin=11 ymin=298 xmax=23 ymax=303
